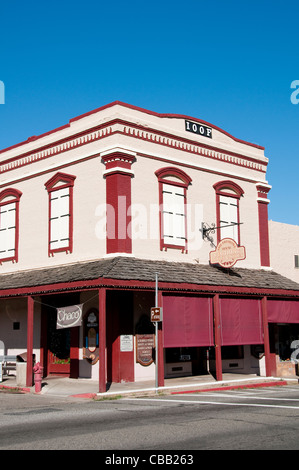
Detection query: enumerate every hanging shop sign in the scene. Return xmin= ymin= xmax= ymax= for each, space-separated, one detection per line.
xmin=83 ymin=308 xmax=99 ymax=365
xmin=136 ymin=334 xmax=155 ymax=366
xmin=209 ymin=238 xmax=246 ymax=268
xmin=56 ymin=304 xmax=83 ymax=329
xmin=185 ymin=120 xmax=212 ymax=139
xmin=136 ymin=315 xmax=155 ymax=367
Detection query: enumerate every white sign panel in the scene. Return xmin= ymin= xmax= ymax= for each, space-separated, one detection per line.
xmin=56 ymin=304 xmax=83 ymax=329
xmin=120 ymin=335 xmax=133 ymax=352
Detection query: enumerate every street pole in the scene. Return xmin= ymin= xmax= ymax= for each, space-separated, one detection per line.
xmin=155 ymin=272 xmax=158 ymax=395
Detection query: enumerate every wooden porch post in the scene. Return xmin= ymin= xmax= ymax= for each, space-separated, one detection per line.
xmin=213 ymin=294 xmax=222 ymax=381
xmin=70 ymin=327 xmax=79 ymax=379
xmin=26 ymin=296 xmax=34 ymax=387
xmin=261 ymin=296 xmax=272 ymax=377
xmin=158 ymin=290 xmax=164 ymax=387
xmin=99 ymin=288 xmax=106 ymax=393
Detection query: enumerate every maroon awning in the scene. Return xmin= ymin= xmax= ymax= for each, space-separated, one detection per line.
xmin=163 ymin=296 xmax=214 ymax=348
xmin=219 ymin=298 xmax=263 ymax=346
xmin=267 ymin=299 xmax=299 ymax=323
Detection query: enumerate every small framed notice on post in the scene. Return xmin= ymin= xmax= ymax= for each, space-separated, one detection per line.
xmin=120 ymin=335 xmax=133 ymax=352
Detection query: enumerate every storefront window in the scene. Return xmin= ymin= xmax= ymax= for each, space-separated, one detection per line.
xmin=165 ymin=347 xmax=197 ymax=363
xmin=277 ymin=324 xmax=299 ymax=361
xmin=209 ymin=345 xmax=244 ymax=360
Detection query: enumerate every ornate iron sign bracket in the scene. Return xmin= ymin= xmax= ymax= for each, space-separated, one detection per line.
xmin=200 ymin=222 xmax=243 ymax=246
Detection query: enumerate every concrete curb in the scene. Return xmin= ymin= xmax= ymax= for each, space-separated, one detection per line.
xmin=93 ymin=377 xmax=295 ymax=400
xmin=171 ymin=380 xmax=288 ymax=394
xmin=0 ymin=384 xmax=31 ymax=394
xmin=1 ymin=377 xmax=297 ymax=399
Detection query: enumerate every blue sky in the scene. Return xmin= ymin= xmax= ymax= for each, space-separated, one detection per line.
xmin=0 ymin=0 xmax=298 ymax=225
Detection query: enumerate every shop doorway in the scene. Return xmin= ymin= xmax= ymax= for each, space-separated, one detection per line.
xmin=41 ymin=293 xmax=80 ymax=377
xmin=47 ymin=310 xmax=71 ymax=375
xmin=106 ymin=291 xmax=134 ymax=383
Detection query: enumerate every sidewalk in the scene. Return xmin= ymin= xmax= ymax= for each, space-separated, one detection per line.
xmin=1 ymin=373 xmax=297 ymax=399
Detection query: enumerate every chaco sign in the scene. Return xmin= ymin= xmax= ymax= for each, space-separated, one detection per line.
xmin=56 ymin=304 xmax=83 ymax=329
xmin=209 ymin=238 xmax=246 ymax=269
xmin=185 ymin=120 xmax=212 ymax=139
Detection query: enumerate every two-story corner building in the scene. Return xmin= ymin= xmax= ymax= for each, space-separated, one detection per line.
xmin=1 ymin=101 xmax=299 ymax=392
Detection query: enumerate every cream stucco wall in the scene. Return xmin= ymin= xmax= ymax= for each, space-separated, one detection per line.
xmin=0 ymin=102 xmax=269 ymax=274
xmin=269 ymin=220 xmax=299 ymax=282
xmin=0 ymin=297 xmax=41 ymax=363
xmin=131 ymin=153 xmax=261 ymax=268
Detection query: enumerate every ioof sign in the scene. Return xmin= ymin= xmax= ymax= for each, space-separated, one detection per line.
xmin=185 ymin=120 xmax=212 ymax=138
xmin=151 ymin=307 xmax=163 ymax=322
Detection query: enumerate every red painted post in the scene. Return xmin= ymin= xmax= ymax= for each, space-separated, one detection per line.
xmin=158 ymin=291 xmax=164 ymax=387
xmin=26 ymin=296 xmax=34 ymax=387
xmin=99 ymin=288 xmax=106 ymax=393
xmin=70 ymin=327 xmax=79 ymax=378
xmin=261 ymin=296 xmax=272 ymax=377
xmin=213 ymin=294 xmax=223 ymax=382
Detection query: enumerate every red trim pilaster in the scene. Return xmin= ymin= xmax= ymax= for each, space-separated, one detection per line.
xmin=99 ymin=287 xmax=106 ymax=393
xmin=256 ymin=183 xmax=271 ymax=267
xmin=26 ymin=296 xmax=34 ymax=387
xmin=213 ymin=294 xmax=222 ymax=381
xmin=102 ymin=149 xmax=136 ymax=254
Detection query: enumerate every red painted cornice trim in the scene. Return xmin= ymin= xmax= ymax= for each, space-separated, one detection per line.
xmin=0 ymin=118 xmax=266 ymax=179
xmin=70 ymin=101 xmax=265 ymax=150
xmin=0 ymin=101 xmax=264 ymax=156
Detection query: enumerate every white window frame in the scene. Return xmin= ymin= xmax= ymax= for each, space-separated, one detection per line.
xmin=219 ymin=194 xmax=239 ymax=243
xmin=49 ymin=187 xmax=71 ymax=252
xmin=162 ymin=183 xmax=186 ymax=248
xmin=45 ymin=172 xmax=76 ymax=256
xmin=0 ymin=189 xmax=22 ymax=264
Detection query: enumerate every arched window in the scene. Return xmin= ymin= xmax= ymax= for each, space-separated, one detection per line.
xmin=155 ymin=167 xmax=192 ymax=252
xmin=45 ymin=172 xmax=76 ymax=256
xmin=213 ymin=180 xmax=244 ymax=245
xmin=0 ymin=188 xmax=22 ymax=263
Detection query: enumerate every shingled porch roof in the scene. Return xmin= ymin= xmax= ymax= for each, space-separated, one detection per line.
xmin=0 ymin=257 xmax=299 ymax=297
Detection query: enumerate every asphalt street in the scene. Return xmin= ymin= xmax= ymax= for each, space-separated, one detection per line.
xmin=0 ymin=385 xmax=299 ymax=452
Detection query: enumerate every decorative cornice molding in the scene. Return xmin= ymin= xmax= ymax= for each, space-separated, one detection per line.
xmin=0 ymin=120 xmax=267 ymax=176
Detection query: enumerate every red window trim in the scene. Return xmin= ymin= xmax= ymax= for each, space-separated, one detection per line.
xmin=213 ymin=180 xmax=244 ymax=245
xmin=45 ymin=172 xmax=76 ymax=257
xmin=0 ymin=188 xmax=22 ymax=264
xmin=155 ymin=167 xmax=192 ymax=253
